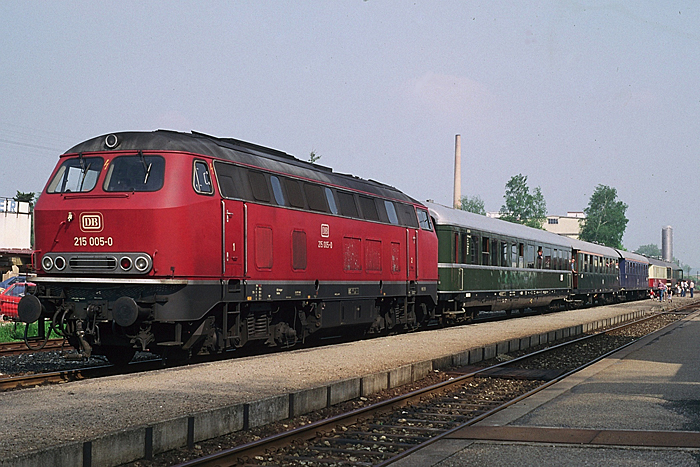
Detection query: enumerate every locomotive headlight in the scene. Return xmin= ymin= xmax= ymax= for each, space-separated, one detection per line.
xmin=120 ymin=256 xmax=133 ymax=271
xmin=42 ymin=256 xmax=54 ymax=271
xmin=54 ymin=256 xmax=66 ymax=271
xmin=134 ymin=256 xmax=149 ymax=272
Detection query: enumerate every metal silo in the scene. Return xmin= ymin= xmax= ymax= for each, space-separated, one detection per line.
xmin=662 ymin=226 xmax=673 ymax=262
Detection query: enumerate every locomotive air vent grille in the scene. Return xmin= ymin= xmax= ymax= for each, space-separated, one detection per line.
xmin=69 ymin=256 xmax=118 ymax=271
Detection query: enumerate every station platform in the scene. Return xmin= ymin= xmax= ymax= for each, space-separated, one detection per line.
xmin=392 ymin=308 xmax=700 ymax=466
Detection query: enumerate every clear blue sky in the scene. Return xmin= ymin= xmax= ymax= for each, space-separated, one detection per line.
xmin=1 ymin=1 xmax=699 ymax=268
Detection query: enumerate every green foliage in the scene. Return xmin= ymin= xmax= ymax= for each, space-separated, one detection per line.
xmin=635 ymin=244 xmax=661 ymax=258
xmin=460 ymin=195 xmax=486 ymax=215
xmin=499 ymin=174 xmax=547 ymax=229
xmin=579 ymin=185 xmax=628 ymax=249
xmin=0 ymin=321 xmax=61 ymax=343
xmin=14 ymin=191 xmax=35 ymax=204
xmin=308 ymin=150 xmax=321 ymax=163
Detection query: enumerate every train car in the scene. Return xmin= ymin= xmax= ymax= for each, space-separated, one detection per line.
xmin=427 ymin=202 xmax=572 ymax=320
xmin=647 ymin=257 xmax=673 ymax=291
xmin=18 ymin=130 xmax=438 ymax=364
xmin=616 ymin=250 xmax=649 ymax=300
xmin=566 ymin=238 xmax=620 ymax=305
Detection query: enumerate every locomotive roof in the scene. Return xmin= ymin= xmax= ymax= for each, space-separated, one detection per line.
xmin=64 ymin=130 xmax=418 ymax=204
xmin=647 ymin=257 xmax=676 ymax=268
xmin=426 ymin=202 xmax=571 ymax=248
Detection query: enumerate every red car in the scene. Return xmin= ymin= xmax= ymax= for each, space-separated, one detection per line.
xmin=1 ymin=282 xmax=35 ymax=321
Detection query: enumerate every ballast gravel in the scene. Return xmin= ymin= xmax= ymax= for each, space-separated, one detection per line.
xmin=0 ymin=298 xmax=694 ymax=460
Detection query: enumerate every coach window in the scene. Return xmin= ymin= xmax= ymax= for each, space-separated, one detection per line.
xmin=248 ymin=171 xmax=271 ymax=203
xmin=104 ymin=154 xmax=165 ymax=192
xmin=305 ymin=183 xmax=328 ymax=212
xmin=193 ymin=161 xmax=213 ymax=195
xmin=527 ymin=245 xmax=535 ymax=268
xmin=47 ymin=156 xmax=103 ymax=193
xmin=337 ymin=191 xmax=359 ymax=218
xmin=481 ymin=237 xmax=490 ymax=265
xmin=359 ymin=196 xmax=380 ymax=221
xmin=511 ymin=244 xmax=518 ymax=268
xmin=270 ymin=176 xmax=285 ymax=205
xmin=490 ymin=239 xmax=499 ymax=266
xmin=501 ymin=242 xmax=508 ymax=267
xmin=544 ymin=247 xmax=552 ymax=269
xmin=471 ymin=235 xmax=479 ymax=264
xmin=325 ymin=188 xmax=339 ymax=215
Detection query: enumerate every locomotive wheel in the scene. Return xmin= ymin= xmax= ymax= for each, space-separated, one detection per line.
xmin=102 ymin=346 xmax=136 ymax=366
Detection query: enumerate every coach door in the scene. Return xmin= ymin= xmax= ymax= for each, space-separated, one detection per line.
xmin=222 ymin=199 xmax=245 ymax=278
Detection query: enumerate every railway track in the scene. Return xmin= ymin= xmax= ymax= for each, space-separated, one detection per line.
xmin=0 ymin=338 xmax=68 ymax=357
xmin=172 ymin=309 xmax=691 ymax=467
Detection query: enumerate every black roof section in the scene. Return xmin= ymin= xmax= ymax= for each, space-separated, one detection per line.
xmin=65 ymin=130 xmax=418 ymax=204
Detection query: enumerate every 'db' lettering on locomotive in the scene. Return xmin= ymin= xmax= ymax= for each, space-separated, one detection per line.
xmin=80 ymin=212 xmax=104 ymax=232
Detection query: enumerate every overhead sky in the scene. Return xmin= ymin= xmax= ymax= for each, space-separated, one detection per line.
xmin=1 ymin=1 xmax=698 ymax=268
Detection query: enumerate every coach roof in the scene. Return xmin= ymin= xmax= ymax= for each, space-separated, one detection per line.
xmin=65 ymin=130 xmax=418 ymax=204
xmin=427 ymin=202 xmax=571 ymax=248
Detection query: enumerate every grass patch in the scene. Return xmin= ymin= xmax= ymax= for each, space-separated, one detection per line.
xmin=0 ymin=321 xmax=62 ymax=343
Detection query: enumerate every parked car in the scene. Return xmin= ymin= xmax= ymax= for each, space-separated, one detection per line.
xmin=0 ymin=275 xmax=27 ymax=293
xmin=1 ymin=282 xmax=34 ymax=320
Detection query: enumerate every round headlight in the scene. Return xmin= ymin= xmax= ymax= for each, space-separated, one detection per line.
xmin=120 ymin=256 xmax=133 ymax=271
xmin=54 ymin=256 xmax=66 ymax=271
xmin=42 ymin=256 xmax=54 ymax=271
xmin=134 ymin=256 xmax=149 ymax=272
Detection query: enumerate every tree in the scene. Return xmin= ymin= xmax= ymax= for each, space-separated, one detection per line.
xmin=499 ymin=174 xmax=547 ymax=229
xmin=634 ymin=244 xmax=661 ymax=258
xmin=460 ymin=195 xmax=485 ymax=215
xmin=579 ymin=185 xmax=628 ymax=249
xmin=14 ymin=191 xmax=35 ymax=204
xmin=308 ymin=150 xmax=321 ymax=163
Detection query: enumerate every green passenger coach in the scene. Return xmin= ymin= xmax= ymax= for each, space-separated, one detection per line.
xmin=426 ymin=202 xmax=572 ymax=320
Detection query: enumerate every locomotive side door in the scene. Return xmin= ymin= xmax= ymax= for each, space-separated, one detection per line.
xmin=222 ymin=199 xmax=245 ymax=278
xmin=407 ymin=228 xmax=417 ymax=281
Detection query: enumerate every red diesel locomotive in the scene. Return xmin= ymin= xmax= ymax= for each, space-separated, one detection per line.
xmin=18 ymin=131 xmax=439 ymax=364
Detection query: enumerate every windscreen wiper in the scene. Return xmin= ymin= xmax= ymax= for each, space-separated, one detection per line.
xmin=138 ymin=150 xmax=152 ymax=184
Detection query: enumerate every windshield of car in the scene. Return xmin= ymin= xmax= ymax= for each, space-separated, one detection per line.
xmin=103 ymin=154 xmax=165 ymax=192
xmin=46 ymin=156 xmax=103 ymax=193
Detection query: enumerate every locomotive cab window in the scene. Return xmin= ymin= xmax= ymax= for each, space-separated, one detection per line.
xmin=47 ymin=156 xmax=103 ymax=193
xmin=193 ymin=160 xmax=213 ymax=195
xmin=104 ymin=154 xmax=165 ymax=192
xmin=417 ymin=208 xmax=433 ymax=230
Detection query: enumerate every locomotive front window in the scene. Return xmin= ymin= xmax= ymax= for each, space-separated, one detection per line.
xmin=47 ymin=156 xmax=103 ymax=193
xmin=104 ymin=154 xmax=165 ymax=192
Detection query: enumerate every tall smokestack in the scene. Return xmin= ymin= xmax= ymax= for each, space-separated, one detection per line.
xmin=662 ymin=226 xmax=673 ymax=262
xmin=453 ymin=134 xmax=461 ymax=209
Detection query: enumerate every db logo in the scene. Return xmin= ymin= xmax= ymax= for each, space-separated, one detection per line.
xmin=80 ymin=212 xmax=103 ymax=232
xmin=321 ymin=224 xmax=330 ymax=238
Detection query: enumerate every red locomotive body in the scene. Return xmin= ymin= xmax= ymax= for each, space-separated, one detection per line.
xmin=20 ymin=131 xmax=438 ymax=363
